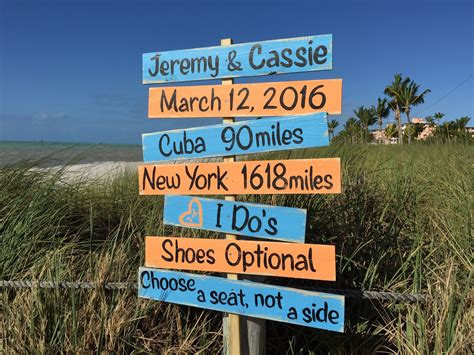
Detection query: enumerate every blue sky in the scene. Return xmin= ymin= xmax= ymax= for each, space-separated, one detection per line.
xmin=0 ymin=0 xmax=472 ymax=144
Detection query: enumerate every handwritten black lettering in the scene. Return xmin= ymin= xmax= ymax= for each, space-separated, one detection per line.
xmin=185 ymin=165 xmax=228 ymax=191
xmin=301 ymin=302 xmax=338 ymax=324
xmin=142 ymin=166 xmax=181 ymax=191
xmin=209 ymin=289 xmax=247 ymax=307
xmin=160 ymin=89 xmax=221 ymax=113
xmin=161 ymin=238 xmax=215 ymax=265
xmin=139 ymin=270 xmax=195 ymax=292
xmin=158 ymin=132 xmax=206 ymax=157
xmin=224 ymin=243 xmax=318 ymax=273
xmin=221 ymin=122 xmax=305 ymax=152
xmin=254 ymin=292 xmax=283 ymax=309
xmin=149 ymin=54 xmax=219 ymax=79
xmin=247 ymin=40 xmax=326 ymax=71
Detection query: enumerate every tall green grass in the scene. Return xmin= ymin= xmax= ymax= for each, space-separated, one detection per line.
xmin=1 ymin=144 xmax=472 ymax=353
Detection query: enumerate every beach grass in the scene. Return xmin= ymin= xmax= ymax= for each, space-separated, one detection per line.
xmin=1 ymin=143 xmax=472 ymax=353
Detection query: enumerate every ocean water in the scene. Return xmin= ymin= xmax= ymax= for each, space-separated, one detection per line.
xmin=0 ymin=141 xmax=142 ymax=167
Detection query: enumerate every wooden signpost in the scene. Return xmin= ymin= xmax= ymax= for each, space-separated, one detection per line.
xmin=145 ymin=237 xmax=336 ymax=280
xmin=138 ymin=34 xmax=345 ymax=354
xmin=148 ymin=79 xmax=342 ymax=118
xmin=139 ymin=158 xmax=341 ymax=195
xmin=220 ymin=38 xmax=241 ymax=355
xmin=143 ymin=34 xmax=332 ymax=84
xmin=163 ymin=195 xmax=307 ymax=243
xmin=142 ymin=112 xmax=329 ymax=162
xmin=138 ymin=268 xmax=344 ymax=332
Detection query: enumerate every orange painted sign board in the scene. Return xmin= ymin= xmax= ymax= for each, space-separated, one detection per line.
xmin=145 ymin=237 xmax=336 ymax=281
xmin=148 ymin=79 xmax=342 ymax=118
xmin=138 ymin=158 xmax=341 ymax=195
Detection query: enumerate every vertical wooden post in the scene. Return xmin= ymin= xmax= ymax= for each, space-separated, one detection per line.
xmin=221 ymin=37 xmax=241 ymax=355
xmin=221 ymin=37 xmax=266 ymax=355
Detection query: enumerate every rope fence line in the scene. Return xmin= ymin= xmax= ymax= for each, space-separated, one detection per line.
xmin=0 ymin=280 xmax=137 ymax=290
xmin=0 ymin=280 xmax=426 ymax=303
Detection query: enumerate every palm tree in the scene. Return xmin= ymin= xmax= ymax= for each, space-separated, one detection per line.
xmin=405 ymin=123 xmax=425 ymax=142
xmin=354 ymin=106 xmax=378 ymax=129
xmin=433 ymin=112 xmax=445 ymax=124
xmin=343 ymin=117 xmax=360 ymax=144
xmin=344 ymin=117 xmax=358 ymax=130
xmin=425 ymin=115 xmax=435 ymax=126
xmin=436 ymin=121 xmax=456 ymax=141
xmin=384 ymin=124 xmax=398 ymax=142
xmin=454 ymin=116 xmax=470 ymax=131
xmin=399 ymin=80 xmax=431 ymax=144
xmin=354 ymin=106 xmax=377 ymax=142
xmin=375 ymin=98 xmax=390 ymax=144
xmin=384 ymin=73 xmax=410 ymax=145
xmin=328 ymin=119 xmax=339 ymax=141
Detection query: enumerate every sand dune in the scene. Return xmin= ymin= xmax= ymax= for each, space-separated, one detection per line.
xmin=41 ymin=161 xmax=140 ymax=181
xmin=40 ymin=156 xmax=225 ymax=181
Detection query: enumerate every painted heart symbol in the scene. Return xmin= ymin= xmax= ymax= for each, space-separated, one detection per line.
xmin=178 ymin=198 xmax=203 ymax=227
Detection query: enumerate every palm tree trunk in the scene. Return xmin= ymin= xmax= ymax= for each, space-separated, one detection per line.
xmin=396 ymin=109 xmax=403 ymax=145
xmin=378 ymin=117 xmax=382 ymax=144
xmin=406 ymin=111 xmax=412 ymax=144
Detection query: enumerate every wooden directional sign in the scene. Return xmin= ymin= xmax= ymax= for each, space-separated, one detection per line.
xmin=148 ymin=79 xmax=342 ymax=118
xmin=138 ymin=268 xmax=345 ymax=332
xmin=163 ymin=196 xmax=306 ymax=243
xmin=143 ymin=113 xmax=329 ymax=163
xmin=145 ymin=237 xmax=336 ymax=280
xmin=143 ymin=34 xmax=332 ymax=84
xmin=138 ymin=158 xmax=341 ymax=195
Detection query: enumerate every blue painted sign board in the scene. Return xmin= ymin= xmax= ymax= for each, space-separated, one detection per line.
xmin=142 ymin=113 xmax=328 ymax=163
xmin=143 ymin=34 xmax=332 ymax=84
xmin=138 ymin=267 xmax=345 ymax=332
xmin=163 ymin=195 xmax=306 ymax=243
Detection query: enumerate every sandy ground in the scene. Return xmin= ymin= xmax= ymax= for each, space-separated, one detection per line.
xmin=43 ymin=161 xmax=140 ymax=181
xmin=41 ymin=156 xmax=224 ymax=181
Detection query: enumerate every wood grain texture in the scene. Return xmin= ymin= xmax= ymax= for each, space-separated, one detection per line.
xmin=220 ymin=37 xmax=241 ymax=355
xmin=142 ymin=113 xmax=329 ymax=163
xmin=163 ymin=195 xmax=307 ymax=243
xmin=148 ymin=79 xmax=342 ymax=118
xmin=145 ymin=236 xmax=336 ymax=281
xmin=138 ymin=267 xmax=345 ymax=332
xmin=143 ymin=34 xmax=332 ymax=84
xmin=138 ymin=158 xmax=341 ymax=195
